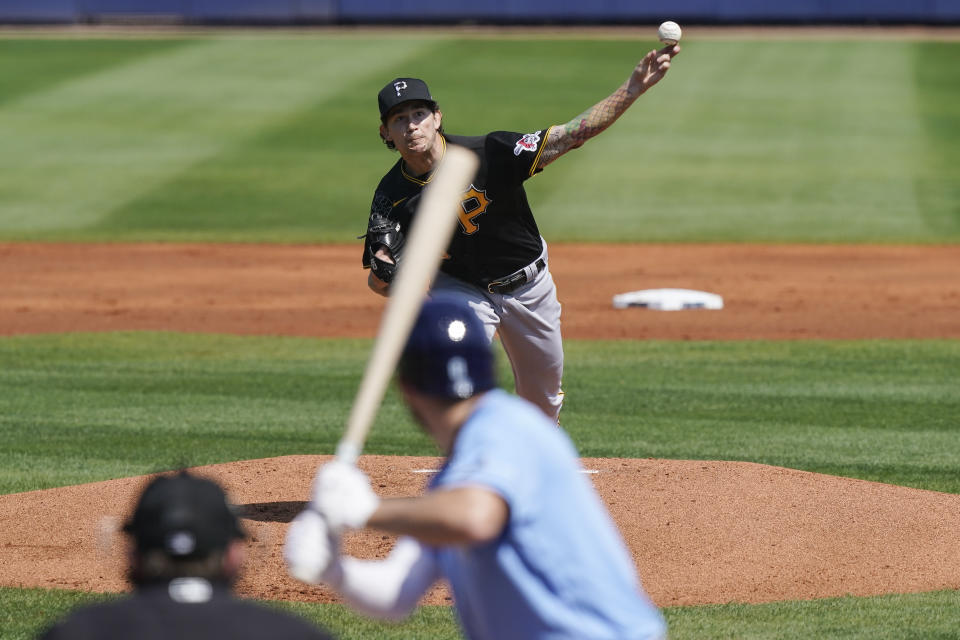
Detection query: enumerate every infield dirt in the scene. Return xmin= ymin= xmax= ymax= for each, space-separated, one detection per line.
xmin=1 ymin=242 xmax=959 ymax=606
xmin=2 ymin=243 xmax=959 ymax=340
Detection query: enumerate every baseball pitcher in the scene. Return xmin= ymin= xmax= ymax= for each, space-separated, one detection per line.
xmin=363 ymin=45 xmax=681 ymax=423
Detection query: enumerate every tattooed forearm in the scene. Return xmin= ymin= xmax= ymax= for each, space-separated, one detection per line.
xmin=565 ymin=85 xmax=636 ymax=143
xmin=536 ymin=46 xmax=677 ymax=170
xmin=538 ymin=82 xmax=638 ymax=168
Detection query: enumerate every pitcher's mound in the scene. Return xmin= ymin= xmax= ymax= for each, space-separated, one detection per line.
xmin=1 ymin=455 xmax=958 ymax=606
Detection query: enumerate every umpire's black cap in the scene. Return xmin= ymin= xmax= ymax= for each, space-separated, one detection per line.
xmin=123 ymin=471 xmax=245 ymax=559
xmin=378 ymin=77 xmax=437 ymax=121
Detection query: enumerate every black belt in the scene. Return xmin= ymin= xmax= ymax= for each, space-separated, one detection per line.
xmin=486 ymin=258 xmax=546 ymax=295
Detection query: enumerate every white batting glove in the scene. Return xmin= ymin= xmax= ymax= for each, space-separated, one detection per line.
xmin=311 ymin=460 xmax=380 ymax=533
xmin=283 ymin=509 xmax=343 ymax=586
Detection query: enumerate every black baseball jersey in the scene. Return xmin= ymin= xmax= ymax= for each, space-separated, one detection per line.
xmin=363 ymin=129 xmax=553 ymax=287
xmin=39 ymin=579 xmax=333 ymax=640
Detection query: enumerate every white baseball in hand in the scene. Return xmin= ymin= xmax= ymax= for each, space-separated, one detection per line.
xmin=658 ymin=21 xmax=682 ymax=45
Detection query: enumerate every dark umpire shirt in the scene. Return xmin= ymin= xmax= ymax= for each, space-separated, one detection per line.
xmin=39 ymin=578 xmax=333 ymax=640
xmin=363 ymin=129 xmax=552 ymax=287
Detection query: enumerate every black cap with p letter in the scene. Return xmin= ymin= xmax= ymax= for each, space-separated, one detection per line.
xmin=378 ymin=77 xmax=437 ymax=121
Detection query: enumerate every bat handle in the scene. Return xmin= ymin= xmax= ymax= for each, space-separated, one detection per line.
xmin=335 ymin=440 xmax=361 ymax=466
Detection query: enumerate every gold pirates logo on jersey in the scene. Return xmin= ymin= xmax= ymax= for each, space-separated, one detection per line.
xmin=458 ymin=185 xmax=491 ymax=235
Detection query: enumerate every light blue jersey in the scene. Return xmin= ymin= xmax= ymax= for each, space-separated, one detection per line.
xmin=428 ymin=390 xmax=666 ymax=640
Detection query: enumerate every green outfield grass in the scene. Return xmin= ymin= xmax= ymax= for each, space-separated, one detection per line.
xmin=2 ymin=333 xmax=957 ymax=495
xmin=0 ymin=34 xmax=957 ymax=242
xmin=2 ymin=333 xmax=957 ymax=638
xmin=6 ymin=583 xmax=960 ymax=639
xmin=1 ymin=29 xmax=958 ymax=640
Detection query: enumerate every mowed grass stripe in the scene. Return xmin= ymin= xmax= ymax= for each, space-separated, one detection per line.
xmin=95 ymin=70 xmax=393 ymax=239
xmin=0 ymin=36 xmax=440 ymax=234
xmin=89 ymin=35 xmax=580 ymax=240
xmin=1 ymin=36 xmax=957 ymax=242
xmin=1 ymin=333 xmax=957 ymax=495
xmin=532 ymin=40 xmax=929 ymax=241
xmin=0 ymin=38 xmax=196 ymax=107
xmin=912 ymin=41 xmax=960 ymax=235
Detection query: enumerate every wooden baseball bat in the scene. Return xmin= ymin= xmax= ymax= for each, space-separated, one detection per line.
xmin=335 ymin=145 xmax=479 ymax=465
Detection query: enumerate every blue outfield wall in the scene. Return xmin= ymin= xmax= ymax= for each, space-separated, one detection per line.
xmin=0 ymin=0 xmax=336 ymax=23
xmin=336 ymin=0 xmax=960 ymax=23
xmin=1 ymin=0 xmax=959 ymax=23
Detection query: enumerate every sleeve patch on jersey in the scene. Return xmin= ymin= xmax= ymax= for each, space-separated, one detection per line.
xmin=513 ymin=131 xmax=542 ymax=156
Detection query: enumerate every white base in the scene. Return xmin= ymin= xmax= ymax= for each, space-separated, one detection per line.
xmin=613 ymin=288 xmax=723 ymax=311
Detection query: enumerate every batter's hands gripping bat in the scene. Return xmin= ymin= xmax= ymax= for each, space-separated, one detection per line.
xmin=335 ymin=145 xmax=479 ymax=465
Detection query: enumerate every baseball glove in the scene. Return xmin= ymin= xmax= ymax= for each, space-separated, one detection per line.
xmin=365 ymin=214 xmax=405 ymax=283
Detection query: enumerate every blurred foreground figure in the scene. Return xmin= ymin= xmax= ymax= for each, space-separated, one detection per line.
xmin=285 ymin=296 xmax=666 ymax=640
xmin=41 ymin=471 xmax=333 ymax=640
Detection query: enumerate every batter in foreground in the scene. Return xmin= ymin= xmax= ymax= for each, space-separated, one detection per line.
xmin=362 ymin=44 xmax=681 ymax=422
xmin=284 ymin=296 xmax=666 ymax=640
